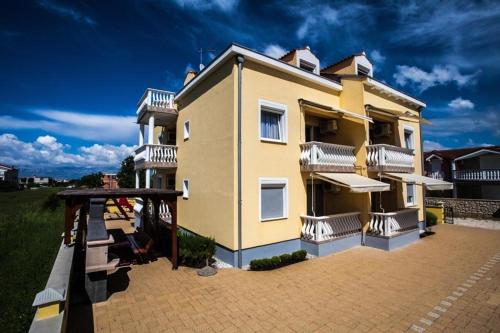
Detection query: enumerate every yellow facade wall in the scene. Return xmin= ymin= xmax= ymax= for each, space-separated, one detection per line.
xmin=175 ymin=60 xmax=237 ymax=250
xmin=239 ymin=61 xmax=342 ymax=249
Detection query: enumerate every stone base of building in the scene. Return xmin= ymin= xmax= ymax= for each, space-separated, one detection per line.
xmin=364 ymin=229 xmax=420 ymax=251
xmin=300 ymin=233 xmax=361 ymax=257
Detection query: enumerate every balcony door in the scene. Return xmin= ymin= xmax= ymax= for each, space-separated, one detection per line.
xmin=307 ymin=181 xmax=324 ymax=216
xmin=305 ymin=125 xmax=321 ymax=142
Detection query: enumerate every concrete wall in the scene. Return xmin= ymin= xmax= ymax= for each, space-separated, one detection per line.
xmin=175 ymin=59 xmax=237 ymax=250
xmin=426 ymin=197 xmax=500 ymax=218
xmin=240 ymin=60 xmax=342 ymax=249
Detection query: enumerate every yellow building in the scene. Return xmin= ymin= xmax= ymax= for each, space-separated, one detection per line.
xmin=133 ymin=44 xmax=452 ymax=267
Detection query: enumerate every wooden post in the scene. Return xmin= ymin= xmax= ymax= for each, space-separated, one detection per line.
xmin=170 ymin=198 xmax=178 ymax=269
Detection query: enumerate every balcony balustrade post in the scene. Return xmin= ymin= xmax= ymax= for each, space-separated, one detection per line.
xmin=379 ymin=146 xmax=386 ymax=166
xmin=311 ymin=143 xmax=318 ymax=165
xmin=384 ymin=216 xmax=390 ymax=236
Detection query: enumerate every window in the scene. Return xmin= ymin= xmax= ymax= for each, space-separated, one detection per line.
xmin=260 ymin=178 xmax=288 ymax=221
xmin=406 ymin=183 xmax=416 ymax=206
xmin=156 ymin=176 xmax=162 ymax=189
xmin=183 ymin=179 xmax=189 ymax=199
xmin=259 ymin=100 xmax=287 ymax=143
xmin=183 ymin=120 xmax=190 ymax=140
xmin=357 ymin=64 xmax=371 ymax=76
xmin=404 ymin=126 xmax=414 ymax=150
xmin=299 ymin=59 xmax=316 ymax=72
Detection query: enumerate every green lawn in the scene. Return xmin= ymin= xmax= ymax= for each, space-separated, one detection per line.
xmin=0 ymin=188 xmax=64 ymax=333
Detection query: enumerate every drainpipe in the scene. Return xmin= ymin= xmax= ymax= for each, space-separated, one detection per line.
xmin=419 ymin=120 xmax=426 ymax=230
xmin=236 ymin=54 xmax=245 ymax=268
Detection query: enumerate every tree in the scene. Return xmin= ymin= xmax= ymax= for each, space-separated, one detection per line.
xmin=80 ymin=172 xmax=104 ymax=188
xmin=117 ymin=155 xmax=144 ymax=188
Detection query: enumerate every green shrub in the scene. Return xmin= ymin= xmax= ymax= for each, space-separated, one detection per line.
xmin=292 ymin=250 xmax=307 ymax=261
xmin=426 ymin=210 xmax=438 ymax=226
xmin=42 ymin=193 xmax=60 ymax=211
xmin=249 ymin=250 xmax=308 ymax=271
xmin=178 ymin=233 xmax=215 ymax=268
xmin=279 ymin=253 xmax=292 ymax=265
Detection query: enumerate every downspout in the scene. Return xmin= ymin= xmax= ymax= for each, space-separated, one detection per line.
xmin=236 ymin=54 xmax=245 ymax=268
xmin=419 ymin=117 xmax=426 ymax=231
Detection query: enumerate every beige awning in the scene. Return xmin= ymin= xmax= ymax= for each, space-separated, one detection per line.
xmin=365 ymin=105 xmax=431 ymax=125
xmin=314 ymin=172 xmax=390 ymax=193
xmin=299 ymin=99 xmax=373 ymax=123
xmin=382 ymin=172 xmax=453 ymax=191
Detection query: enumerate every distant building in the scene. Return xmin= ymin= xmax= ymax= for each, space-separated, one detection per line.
xmin=102 ymin=173 xmax=119 ymax=189
xmin=424 ymin=146 xmax=500 ymax=199
xmin=0 ymin=163 xmax=18 ymax=184
xmin=19 ymin=176 xmax=53 ymax=186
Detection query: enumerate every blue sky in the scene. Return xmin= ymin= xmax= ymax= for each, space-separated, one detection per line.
xmin=1 ymin=0 xmax=499 ymax=178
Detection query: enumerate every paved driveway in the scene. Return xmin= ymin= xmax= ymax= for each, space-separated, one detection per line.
xmin=93 ymin=224 xmax=500 ymax=332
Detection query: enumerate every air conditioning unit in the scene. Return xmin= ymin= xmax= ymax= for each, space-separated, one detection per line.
xmin=373 ymin=123 xmax=392 ymax=138
xmin=320 ymin=119 xmax=338 ymax=134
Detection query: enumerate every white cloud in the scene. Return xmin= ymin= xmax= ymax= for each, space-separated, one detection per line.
xmin=0 ymin=109 xmax=137 ymax=144
xmin=263 ymin=44 xmax=287 ymax=59
xmin=0 ymin=133 xmax=135 ymax=169
xmin=297 ymin=5 xmax=339 ymax=40
xmin=423 ymin=140 xmax=447 ymax=151
xmin=370 ymin=50 xmax=386 ymax=65
xmin=393 ymin=64 xmax=480 ymax=92
xmin=37 ymin=0 xmax=96 ymax=27
xmin=173 ymin=0 xmax=239 ymax=12
xmin=448 ymin=97 xmax=474 ymax=110
xmin=424 ymin=110 xmax=500 ymax=138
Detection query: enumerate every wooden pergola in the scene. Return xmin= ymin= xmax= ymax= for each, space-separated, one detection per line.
xmin=57 ymin=188 xmax=182 ymax=269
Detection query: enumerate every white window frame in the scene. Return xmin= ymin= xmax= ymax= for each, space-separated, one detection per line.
xmin=403 ymin=125 xmax=415 ymax=150
xmin=258 ymin=99 xmax=288 ymax=144
xmin=183 ymin=120 xmax=190 ymax=140
xmin=182 ymin=178 xmax=189 ymax=199
xmin=259 ymin=177 xmax=288 ymax=222
xmin=406 ymin=182 xmax=416 ymax=207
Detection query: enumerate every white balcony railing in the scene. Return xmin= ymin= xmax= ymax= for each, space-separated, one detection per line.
xmin=134 ymin=144 xmax=177 ymax=168
xmin=367 ymin=144 xmax=414 ymax=171
xmin=427 ymin=171 xmax=445 ymax=180
xmin=300 ymin=142 xmax=356 ymax=172
xmin=368 ymin=208 xmax=419 ymax=237
xmin=137 ymin=88 xmax=175 ymax=112
xmin=453 ymin=169 xmax=500 ymax=181
xmin=301 ymin=212 xmax=362 ymax=242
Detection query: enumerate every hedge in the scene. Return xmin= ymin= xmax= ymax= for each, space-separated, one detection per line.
xmin=250 ymin=250 xmax=307 ymax=271
xmin=178 ymin=233 xmax=216 ymax=268
xmin=426 ymin=210 xmax=438 ymax=226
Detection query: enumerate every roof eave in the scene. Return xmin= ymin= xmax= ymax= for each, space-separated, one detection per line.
xmin=175 ymin=44 xmax=343 ymax=102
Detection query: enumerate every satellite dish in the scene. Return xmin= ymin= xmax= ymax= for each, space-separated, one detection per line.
xmin=199 ymin=63 xmax=205 ymax=71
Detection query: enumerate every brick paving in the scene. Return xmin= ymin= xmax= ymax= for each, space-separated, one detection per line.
xmin=92 ymin=224 xmax=500 ymax=332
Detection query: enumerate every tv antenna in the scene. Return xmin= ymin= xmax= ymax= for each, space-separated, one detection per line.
xmin=199 ymin=48 xmax=216 ymax=71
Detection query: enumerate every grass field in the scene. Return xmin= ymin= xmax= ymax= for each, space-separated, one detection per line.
xmin=0 ymin=188 xmax=64 ymax=333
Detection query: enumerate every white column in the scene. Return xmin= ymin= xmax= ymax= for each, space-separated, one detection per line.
xmin=451 ymin=160 xmax=457 ymax=198
xmin=148 ymin=114 xmax=155 ymax=144
xmin=145 ymin=169 xmax=151 ymax=189
xmin=135 ymin=171 xmax=140 ymax=189
xmin=139 ymin=124 xmax=145 ymax=146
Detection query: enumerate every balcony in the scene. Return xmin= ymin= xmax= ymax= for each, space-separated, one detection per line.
xmin=453 ymin=169 xmax=500 ymax=182
xmin=136 ymin=89 xmax=177 ymax=127
xmin=134 ymin=144 xmax=177 ymax=170
xmin=427 ymin=170 xmax=445 ymax=180
xmin=300 ymin=142 xmax=356 ymax=172
xmin=368 ymin=208 xmax=419 ymax=237
xmin=301 ymin=212 xmax=362 ymax=242
xmin=366 ymin=144 xmax=414 ymax=172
